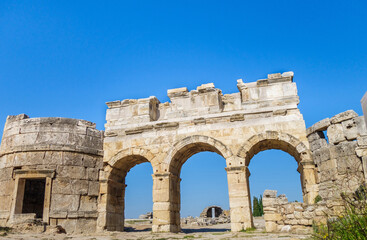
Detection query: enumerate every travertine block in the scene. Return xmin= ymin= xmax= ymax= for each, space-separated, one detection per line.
xmin=265 ymin=221 xmax=278 ymax=232
xmin=56 ymin=165 xmax=86 ymax=179
xmin=312 ymin=147 xmax=330 ymax=164
xmin=329 ymin=141 xmax=357 ymax=158
xmin=313 ymin=118 xmax=331 ymax=132
xmin=327 ymin=124 xmax=346 ymax=144
xmin=263 ymin=190 xmax=277 ymax=198
xmin=342 ymin=119 xmax=358 ymax=140
xmin=356 ymin=116 xmax=367 ymax=136
xmin=308 ymin=131 xmax=326 ymax=142
xmin=88 ymin=181 xmax=100 ymax=196
xmin=264 ymin=213 xmax=282 ymax=221
xmin=330 ymin=110 xmax=358 ymax=124
xmin=70 ymin=180 xmax=89 ymax=195
xmin=310 ymin=138 xmax=328 ymax=151
xmin=51 ymin=194 xmax=80 ymax=212
xmin=357 ymin=136 xmax=367 ymax=146
xmin=79 ymin=196 xmax=98 ymax=212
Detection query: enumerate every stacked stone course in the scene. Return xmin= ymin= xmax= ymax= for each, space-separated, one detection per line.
xmin=263 ymin=190 xmax=328 ymax=234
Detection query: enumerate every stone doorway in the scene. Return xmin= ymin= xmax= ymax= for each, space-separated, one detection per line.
xmin=22 ymin=179 xmax=46 ymax=218
xmin=9 ymin=169 xmax=54 ymax=224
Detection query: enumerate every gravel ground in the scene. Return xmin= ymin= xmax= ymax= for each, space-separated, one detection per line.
xmin=0 ymin=218 xmax=312 ymax=240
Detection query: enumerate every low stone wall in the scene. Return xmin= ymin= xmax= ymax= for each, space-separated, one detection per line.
xmin=263 ymin=190 xmax=328 ymax=234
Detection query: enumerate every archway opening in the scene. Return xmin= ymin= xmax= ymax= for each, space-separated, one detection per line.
xmin=106 ymin=155 xmax=152 ymax=232
xmin=244 ymin=137 xmax=305 ymax=230
xmin=124 ymin=162 xmax=153 ymax=231
xmin=171 ymin=140 xmax=231 ymax=233
xmin=202 ymin=206 xmax=224 ymax=218
xmin=249 ymin=149 xmax=302 ymax=204
xmin=181 ymin=152 xmax=229 ymax=217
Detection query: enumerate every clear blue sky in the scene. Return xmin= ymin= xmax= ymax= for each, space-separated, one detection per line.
xmin=1 ymin=1 xmax=366 ymax=218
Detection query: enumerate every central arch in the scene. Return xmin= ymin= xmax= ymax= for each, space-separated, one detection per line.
xmin=165 ymin=135 xmax=233 ymax=176
xmin=152 ymin=135 xmax=252 ymax=232
xmin=153 ymin=136 xmax=233 ymax=232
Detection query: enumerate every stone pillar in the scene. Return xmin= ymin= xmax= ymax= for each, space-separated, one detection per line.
xmin=97 ymin=167 xmax=125 ymax=232
xmin=9 ymin=177 xmax=26 ymax=219
xmin=300 ymin=162 xmax=319 ymax=204
xmin=361 ymin=92 xmax=367 ymax=128
xmin=152 ymin=173 xmax=180 ymax=233
xmin=262 ymin=190 xmax=280 ymax=232
xmin=226 ymin=166 xmax=254 ymax=231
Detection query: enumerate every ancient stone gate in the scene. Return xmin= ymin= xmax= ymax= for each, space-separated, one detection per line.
xmin=98 ymin=72 xmax=319 ymax=232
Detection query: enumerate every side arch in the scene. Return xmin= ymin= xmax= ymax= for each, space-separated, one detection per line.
xmin=237 ymin=131 xmax=313 ymax=166
xmin=236 ymin=131 xmax=318 ymax=204
xmin=106 ymin=147 xmax=155 ymax=172
xmin=98 ymin=148 xmax=155 ymax=232
xmin=163 ymin=135 xmax=234 ymax=175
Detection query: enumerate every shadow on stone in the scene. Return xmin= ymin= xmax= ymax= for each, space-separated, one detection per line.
xmin=124 ymin=227 xmax=152 ymax=232
xmin=181 ymin=228 xmax=230 ymax=233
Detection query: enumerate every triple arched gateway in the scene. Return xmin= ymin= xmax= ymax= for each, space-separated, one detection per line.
xmin=98 ymin=73 xmax=319 ymax=232
xmin=0 ymin=73 xmax=365 ymax=234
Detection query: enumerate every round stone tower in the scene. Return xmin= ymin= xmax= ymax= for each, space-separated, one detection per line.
xmin=0 ymin=114 xmax=103 ymax=233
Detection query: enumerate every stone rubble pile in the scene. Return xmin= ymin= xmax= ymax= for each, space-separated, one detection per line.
xmin=138 ymin=212 xmax=153 ymax=220
xmin=181 ymin=215 xmax=231 ymax=226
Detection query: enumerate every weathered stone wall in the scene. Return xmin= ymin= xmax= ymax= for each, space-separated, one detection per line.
xmin=263 ymin=110 xmax=367 ymax=233
xmin=100 ymin=72 xmax=319 ymax=233
xmin=0 ymin=114 xmax=103 ymax=233
xmin=263 ymin=190 xmax=328 ymax=234
xmin=307 ymin=110 xmax=367 ymax=205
